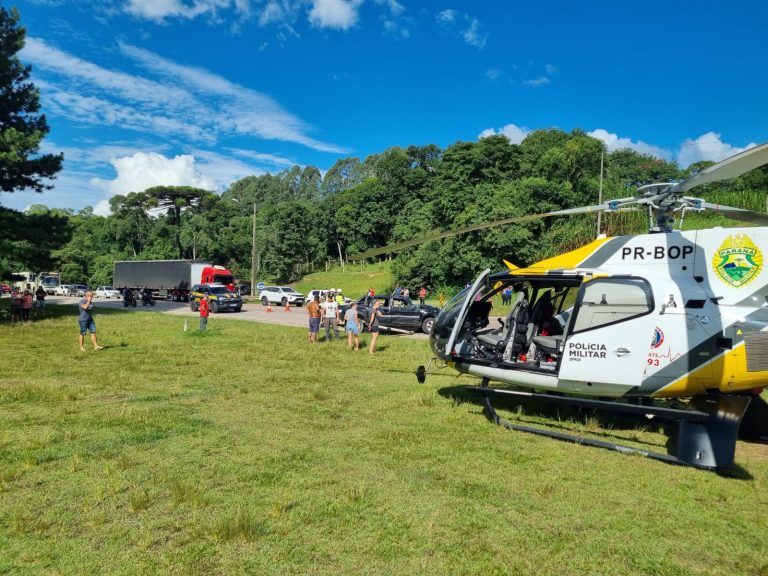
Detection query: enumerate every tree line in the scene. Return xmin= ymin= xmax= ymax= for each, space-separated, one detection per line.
xmin=7 ymin=129 xmax=768 ymax=293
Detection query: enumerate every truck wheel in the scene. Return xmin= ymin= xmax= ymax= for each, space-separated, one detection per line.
xmin=211 ymin=301 xmax=220 ymax=314
xmin=132 ymin=301 xmax=137 ymax=308
xmin=150 ymin=299 xmax=155 ymax=306
xmin=421 ymin=317 xmax=434 ymax=334
xmin=261 ymin=296 xmax=269 ymax=306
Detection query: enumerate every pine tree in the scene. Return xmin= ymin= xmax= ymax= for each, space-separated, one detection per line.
xmin=0 ymin=6 xmax=62 ymax=193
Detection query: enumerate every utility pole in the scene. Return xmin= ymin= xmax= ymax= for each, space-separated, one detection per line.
xmin=251 ymin=200 xmax=257 ymax=293
xmin=596 ymin=151 xmax=604 ymax=238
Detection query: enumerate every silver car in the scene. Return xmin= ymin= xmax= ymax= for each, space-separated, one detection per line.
xmin=95 ymin=286 xmax=121 ymax=299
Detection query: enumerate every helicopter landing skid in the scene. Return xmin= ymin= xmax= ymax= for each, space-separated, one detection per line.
xmin=468 ymin=383 xmax=752 ymax=470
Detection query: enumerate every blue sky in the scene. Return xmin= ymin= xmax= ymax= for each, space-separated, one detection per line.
xmin=5 ymin=0 xmax=768 ymax=214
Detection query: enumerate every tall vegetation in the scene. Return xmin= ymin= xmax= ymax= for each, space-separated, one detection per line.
xmin=14 ymin=129 xmax=764 ymax=292
xmin=0 ymin=7 xmax=68 ymax=277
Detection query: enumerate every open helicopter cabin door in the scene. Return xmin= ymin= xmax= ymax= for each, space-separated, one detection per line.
xmin=558 ymin=277 xmax=657 ymax=397
xmin=441 ymin=269 xmax=491 ymax=359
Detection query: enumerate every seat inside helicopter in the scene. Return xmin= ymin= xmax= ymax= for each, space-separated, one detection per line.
xmin=460 ymin=277 xmax=581 ymax=371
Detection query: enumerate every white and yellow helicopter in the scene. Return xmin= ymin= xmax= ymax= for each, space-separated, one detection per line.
xmin=353 ymin=142 xmax=768 ymax=470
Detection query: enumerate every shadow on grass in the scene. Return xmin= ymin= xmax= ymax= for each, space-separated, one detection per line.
xmin=437 ymin=384 xmax=756 ymax=478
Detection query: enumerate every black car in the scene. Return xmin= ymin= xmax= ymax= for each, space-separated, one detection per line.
xmin=340 ymin=295 xmax=439 ymax=334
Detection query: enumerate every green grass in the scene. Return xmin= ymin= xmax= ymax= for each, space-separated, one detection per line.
xmin=0 ymin=303 xmax=767 ymax=575
xmin=294 ymin=260 xmax=394 ymax=300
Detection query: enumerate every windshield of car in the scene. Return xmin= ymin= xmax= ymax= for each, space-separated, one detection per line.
xmin=209 ymin=286 xmax=232 ymax=295
xmin=281 ymin=287 xmax=299 ymax=293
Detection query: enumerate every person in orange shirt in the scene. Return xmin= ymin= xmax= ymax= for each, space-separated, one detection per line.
xmin=199 ymin=294 xmax=210 ymax=331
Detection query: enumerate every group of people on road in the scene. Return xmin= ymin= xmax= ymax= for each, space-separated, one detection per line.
xmin=306 ymin=293 xmax=383 ymax=354
xmin=8 ymin=285 xmax=46 ymax=323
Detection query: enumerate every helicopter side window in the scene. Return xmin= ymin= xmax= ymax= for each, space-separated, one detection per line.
xmin=571 ymin=278 xmax=653 ymax=334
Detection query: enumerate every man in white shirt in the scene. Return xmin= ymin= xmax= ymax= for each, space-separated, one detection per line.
xmin=321 ymin=294 xmax=340 ymax=341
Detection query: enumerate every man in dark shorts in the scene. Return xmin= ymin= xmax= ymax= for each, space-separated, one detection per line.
xmin=307 ymin=295 xmax=321 ymax=344
xmin=10 ymin=288 xmax=22 ymax=323
xmin=368 ymin=299 xmax=383 ymax=354
xmin=78 ymin=290 xmax=103 ymax=351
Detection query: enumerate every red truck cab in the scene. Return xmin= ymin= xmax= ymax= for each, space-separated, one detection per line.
xmin=201 ymin=265 xmax=235 ymax=292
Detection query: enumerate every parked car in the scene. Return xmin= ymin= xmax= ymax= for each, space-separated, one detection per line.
xmin=305 ymin=289 xmax=351 ymax=304
xmin=259 ymin=286 xmax=305 ymax=307
xmin=340 ymin=295 xmax=440 ymax=334
xmin=73 ymin=284 xmax=89 ymax=297
xmin=189 ymin=284 xmax=243 ymax=313
xmin=54 ymin=284 xmax=73 ymax=296
xmin=95 ymin=285 xmax=121 ymax=299
xmin=0 ymin=283 xmax=11 ymax=294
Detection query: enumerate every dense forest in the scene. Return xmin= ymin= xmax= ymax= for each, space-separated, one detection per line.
xmin=4 ymin=128 xmax=768 ymax=293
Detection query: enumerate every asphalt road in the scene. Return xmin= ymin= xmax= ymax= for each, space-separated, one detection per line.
xmin=44 ymin=295 xmax=429 ymax=337
xmin=46 ymin=294 xmax=309 ymax=327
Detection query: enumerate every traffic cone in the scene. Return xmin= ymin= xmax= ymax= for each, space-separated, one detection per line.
xmin=284 ymin=302 xmax=290 ymax=312
xmin=267 ymin=303 xmax=272 ymax=312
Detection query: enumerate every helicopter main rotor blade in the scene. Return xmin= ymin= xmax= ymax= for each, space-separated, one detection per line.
xmin=675 ymin=141 xmax=768 ymax=193
xmin=699 ymin=201 xmax=768 ymax=226
xmin=349 ymin=200 xmax=635 ymax=260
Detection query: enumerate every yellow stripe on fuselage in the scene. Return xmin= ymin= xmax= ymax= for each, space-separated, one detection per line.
xmin=509 ymin=237 xmax=612 ymax=275
xmin=652 ymin=343 xmax=768 ymax=397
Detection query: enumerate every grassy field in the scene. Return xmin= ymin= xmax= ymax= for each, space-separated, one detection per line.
xmin=293 ymin=261 xmax=394 ymax=300
xmin=1 ymin=303 xmax=767 ymax=576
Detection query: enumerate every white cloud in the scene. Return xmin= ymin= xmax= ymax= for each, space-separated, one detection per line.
xmin=676 ymin=132 xmax=757 ymax=166
xmin=588 ymin=129 xmax=673 ymax=160
xmin=436 ymin=9 xmax=486 ymax=48
xmin=24 ymin=37 xmax=347 ymax=154
xmin=478 ymin=123 xmax=530 ymax=144
xmin=90 ymin=152 xmax=216 ymax=197
xmin=522 ymin=76 xmax=550 ymax=87
xmin=123 ymin=0 xmax=240 ymax=22
xmin=485 ymin=68 xmax=500 ymax=81
xmin=308 ymin=0 xmax=361 ymax=30
xmin=463 ymin=18 xmax=487 ymax=49
xmin=436 ymin=9 xmax=455 ymax=23
xmin=374 ymin=0 xmax=404 ymax=17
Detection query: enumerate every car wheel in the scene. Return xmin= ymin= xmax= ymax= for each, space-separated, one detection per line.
xmin=235 ymin=305 xmax=242 ymax=312
xmin=421 ymin=316 xmax=435 ymax=334
xmin=211 ymin=301 xmax=220 ymax=314
xmin=281 ymin=297 xmax=288 ymax=306
xmin=261 ymin=296 xmax=269 ymax=306
xmin=190 ymin=301 xmax=198 ymax=312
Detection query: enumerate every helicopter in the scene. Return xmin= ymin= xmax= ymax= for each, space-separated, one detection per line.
xmin=351 ymin=141 xmax=768 ymax=470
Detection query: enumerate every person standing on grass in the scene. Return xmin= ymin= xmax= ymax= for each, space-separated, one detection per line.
xmin=322 ymin=293 xmax=340 ymax=342
xmin=78 ymin=290 xmax=103 ymax=351
xmin=21 ymin=289 xmax=33 ymax=321
xmin=344 ymin=301 xmax=361 ymax=351
xmin=368 ymin=299 xmax=383 ymax=354
xmin=307 ymin=295 xmax=321 ymax=344
xmin=199 ymin=294 xmax=210 ymax=331
xmin=10 ymin=288 xmax=22 ymax=323
xmin=35 ymin=285 xmax=46 ymax=316
xmin=419 ymin=286 xmax=427 ymax=306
